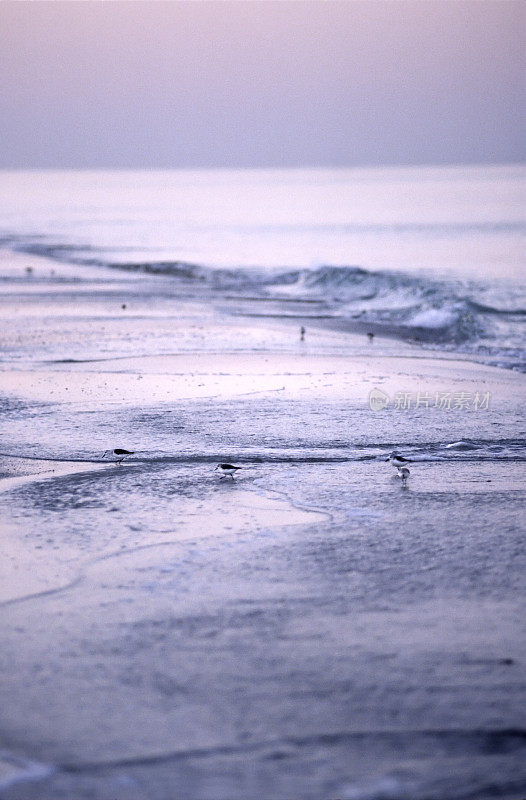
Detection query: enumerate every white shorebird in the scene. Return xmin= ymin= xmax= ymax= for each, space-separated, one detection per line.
xmin=386 ymin=451 xmax=411 ymax=468
xmin=397 ymin=465 xmax=410 ymax=484
xmin=215 ymin=463 xmax=242 ymax=480
xmin=103 ymin=448 xmax=134 ymax=464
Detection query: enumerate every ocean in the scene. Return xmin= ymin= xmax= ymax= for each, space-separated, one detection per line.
xmin=1 ymin=163 xmax=525 ymax=370
xmin=0 ymin=164 xmax=525 ymax=800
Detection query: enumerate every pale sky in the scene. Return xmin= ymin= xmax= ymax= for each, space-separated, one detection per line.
xmin=0 ymin=0 xmax=524 ymax=168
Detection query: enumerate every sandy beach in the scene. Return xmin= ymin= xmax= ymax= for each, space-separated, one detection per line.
xmin=0 ymin=246 xmax=524 ymax=800
xmin=1 ymin=0 xmax=524 ymax=790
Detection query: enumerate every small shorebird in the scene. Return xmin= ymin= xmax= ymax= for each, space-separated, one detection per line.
xmin=367 ymin=331 xmax=374 ymax=342
xmin=103 ymin=448 xmax=134 ymax=464
xmin=397 ymin=465 xmax=410 ymax=484
xmin=386 ymin=451 xmax=411 ymax=468
xmin=215 ymin=463 xmax=242 ymax=480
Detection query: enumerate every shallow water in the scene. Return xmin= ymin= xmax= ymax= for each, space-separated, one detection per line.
xmin=0 ymin=167 xmax=525 ymax=799
xmin=1 ymin=164 xmax=525 ymax=370
xmin=1 ymin=370 xmax=525 ymax=799
xmin=1 ymin=462 xmax=525 ymax=800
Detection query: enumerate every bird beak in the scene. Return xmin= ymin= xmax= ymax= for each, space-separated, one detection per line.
xmin=102 ymin=451 xmax=108 ymax=458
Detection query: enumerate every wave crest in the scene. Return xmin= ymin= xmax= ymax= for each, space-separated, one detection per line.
xmin=9 ymin=240 xmax=526 ymax=368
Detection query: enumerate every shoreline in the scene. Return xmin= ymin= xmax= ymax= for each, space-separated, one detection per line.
xmin=1 ymin=246 xmax=524 ymax=376
xmin=0 ymin=246 xmax=525 ymax=800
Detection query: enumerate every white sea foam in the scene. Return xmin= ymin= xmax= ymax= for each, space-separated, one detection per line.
xmin=0 ymin=164 xmax=524 ymax=369
xmin=407 ymin=307 xmax=459 ymax=329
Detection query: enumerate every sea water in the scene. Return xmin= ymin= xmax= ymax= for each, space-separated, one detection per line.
xmin=0 ymin=165 xmax=525 ymax=800
xmin=1 ymin=164 xmax=525 ymax=369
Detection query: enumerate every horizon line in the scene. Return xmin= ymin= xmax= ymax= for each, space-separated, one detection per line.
xmin=1 ymin=160 xmax=524 ymax=174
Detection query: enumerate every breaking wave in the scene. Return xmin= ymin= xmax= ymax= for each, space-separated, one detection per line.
xmin=8 ymin=239 xmax=526 ymax=371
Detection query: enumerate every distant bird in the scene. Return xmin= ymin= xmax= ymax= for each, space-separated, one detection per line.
xmin=215 ymin=463 xmax=242 ymax=480
xmin=367 ymin=331 xmax=374 ymax=342
xmin=300 ymin=326 xmax=306 ymax=341
xmin=397 ymin=465 xmax=410 ymax=484
xmin=386 ymin=452 xmax=411 ymax=468
xmin=103 ymin=448 xmax=134 ymax=464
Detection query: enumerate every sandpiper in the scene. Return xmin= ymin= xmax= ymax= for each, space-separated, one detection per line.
xmin=103 ymin=448 xmax=134 ymax=464
xmin=215 ymin=463 xmax=242 ymax=479
xmin=386 ymin=451 xmax=411 ymax=468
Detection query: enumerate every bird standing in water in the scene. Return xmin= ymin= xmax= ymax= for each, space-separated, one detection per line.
xmin=386 ymin=452 xmax=411 ymax=468
xmin=215 ymin=463 xmax=242 ymax=480
xmin=103 ymin=448 xmax=134 ymax=464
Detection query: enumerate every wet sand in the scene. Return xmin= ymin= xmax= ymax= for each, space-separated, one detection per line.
xmin=0 ymin=250 xmax=525 ymax=800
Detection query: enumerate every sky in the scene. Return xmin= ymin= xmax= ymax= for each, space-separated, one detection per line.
xmin=0 ymin=0 xmax=524 ymax=169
